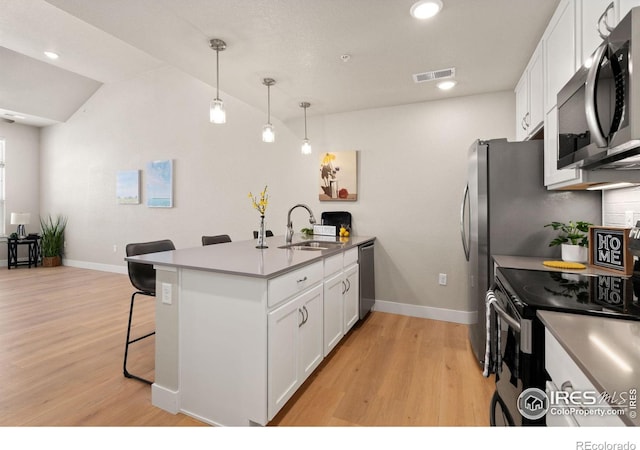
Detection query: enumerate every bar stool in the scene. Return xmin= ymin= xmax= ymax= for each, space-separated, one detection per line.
xmin=202 ymin=234 xmax=232 ymax=245
xmin=124 ymin=239 xmax=175 ymax=384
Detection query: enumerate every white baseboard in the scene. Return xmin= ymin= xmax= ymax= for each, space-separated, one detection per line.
xmin=151 ymin=383 xmax=180 ymax=414
xmin=373 ymin=299 xmax=477 ymax=325
xmin=63 ymin=259 xmax=127 ymax=275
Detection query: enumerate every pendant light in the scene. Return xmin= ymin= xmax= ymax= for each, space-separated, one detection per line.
xmin=300 ymin=102 xmax=312 ymax=155
xmin=209 ymin=38 xmax=226 ymax=124
xmin=262 ymin=78 xmax=276 ymax=143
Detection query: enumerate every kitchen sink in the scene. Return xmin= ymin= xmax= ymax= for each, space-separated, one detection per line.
xmin=278 ymin=240 xmax=345 ymax=251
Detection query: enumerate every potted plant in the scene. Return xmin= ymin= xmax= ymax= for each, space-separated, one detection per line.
xmin=40 ymin=214 xmax=67 ymax=267
xmin=544 ymin=220 xmax=592 ymax=262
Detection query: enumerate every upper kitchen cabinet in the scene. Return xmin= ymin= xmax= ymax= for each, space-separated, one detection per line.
xmin=517 ymin=0 xmax=640 ymax=187
xmin=544 ymin=0 xmax=578 ymax=114
xmin=515 ymin=41 xmax=544 ymax=141
xmin=619 ymin=0 xmax=640 ymax=18
xmin=580 ymin=0 xmax=616 ymax=64
xmin=579 ymin=0 xmax=640 ymax=65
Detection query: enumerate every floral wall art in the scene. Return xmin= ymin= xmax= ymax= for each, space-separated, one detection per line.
xmin=319 ymin=151 xmax=358 ymax=201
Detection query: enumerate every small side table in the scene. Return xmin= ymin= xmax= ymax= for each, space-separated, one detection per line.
xmin=7 ymin=236 xmax=41 ymax=269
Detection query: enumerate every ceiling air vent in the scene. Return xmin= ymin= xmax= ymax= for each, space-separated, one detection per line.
xmin=413 ymin=67 xmax=455 ymax=83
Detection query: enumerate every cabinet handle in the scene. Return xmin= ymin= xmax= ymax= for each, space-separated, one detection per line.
xmin=297 ymin=276 xmax=308 ymax=283
xmin=521 ymin=116 xmax=527 ymax=131
xmin=298 ymin=308 xmax=304 ymax=327
xmin=597 ymin=2 xmax=615 ymax=39
xmin=302 ymin=306 xmax=309 ymax=325
xmin=560 ymin=381 xmax=586 ymax=411
xmin=560 ymin=380 xmax=573 ymax=391
xmin=524 ymin=112 xmax=530 ymax=127
xmin=342 ymin=280 xmax=347 ymax=295
xmin=347 ymin=278 xmax=351 ymax=292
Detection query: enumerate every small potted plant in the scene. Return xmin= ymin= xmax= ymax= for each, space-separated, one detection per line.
xmin=40 ymin=214 xmax=67 ymax=267
xmin=544 ymin=220 xmax=592 ymax=262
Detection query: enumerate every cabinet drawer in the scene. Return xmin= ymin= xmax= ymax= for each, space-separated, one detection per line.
xmin=545 ymin=329 xmax=624 ymax=426
xmin=268 ymin=261 xmax=323 ymax=308
xmin=344 ymin=247 xmax=358 ymax=267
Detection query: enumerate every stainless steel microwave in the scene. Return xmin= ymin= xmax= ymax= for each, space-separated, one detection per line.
xmin=557 ymin=7 xmax=640 ymax=170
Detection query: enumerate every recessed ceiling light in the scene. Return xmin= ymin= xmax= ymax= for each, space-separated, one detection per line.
xmin=437 ymin=80 xmax=457 ymax=90
xmin=44 ymin=51 xmax=59 ymax=60
xmin=410 ymin=0 xmax=443 ymax=19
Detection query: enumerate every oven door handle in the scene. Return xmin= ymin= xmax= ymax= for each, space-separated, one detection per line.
xmin=491 ymin=299 xmax=521 ymax=333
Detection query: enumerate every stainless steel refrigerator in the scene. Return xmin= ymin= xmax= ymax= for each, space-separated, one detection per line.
xmin=460 ymin=139 xmax=602 ymax=366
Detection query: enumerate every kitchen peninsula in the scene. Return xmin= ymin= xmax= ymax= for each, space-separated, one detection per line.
xmin=126 ymin=234 xmax=375 ymax=426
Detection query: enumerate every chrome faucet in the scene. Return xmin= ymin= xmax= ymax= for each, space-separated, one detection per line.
xmin=286 ymin=204 xmax=316 ymax=244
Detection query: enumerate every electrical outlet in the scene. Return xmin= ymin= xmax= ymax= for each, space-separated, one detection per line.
xmin=438 ymin=273 xmax=447 ymax=286
xmin=161 ymin=283 xmax=172 ymax=305
xmin=625 ymin=211 xmax=635 ymax=228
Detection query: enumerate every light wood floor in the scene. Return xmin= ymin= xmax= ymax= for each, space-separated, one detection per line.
xmin=0 ymin=265 xmax=494 ymax=426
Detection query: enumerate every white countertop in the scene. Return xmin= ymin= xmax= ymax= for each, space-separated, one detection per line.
xmin=537 ymin=310 xmax=640 ymax=426
xmin=125 ymin=234 xmax=375 ymax=279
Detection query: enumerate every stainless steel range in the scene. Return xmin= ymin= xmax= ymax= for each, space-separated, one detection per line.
xmin=488 ymin=266 xmax=640 ymax=426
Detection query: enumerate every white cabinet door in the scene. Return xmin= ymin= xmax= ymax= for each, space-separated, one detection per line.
xmin=515 ymin=42 xmax=543 ymax=140
xmin=343 ymin=264 xmax=360 ymax=334
xmin=323 ymin=271 xmax=344 ymax=356
xmin=618 ymin=0 xmax=640 ymax=21
xmin=580 ymin=0 xmax=615 ymax=65
xmin=528 ymin=43 xmax=544 ymax=133
xmin=268 ymin=283 xmax=324 ymax=419
xmin=298 ymin=284 xmax=323 ymax=379
xmin=515 ymin=74 xmax=529 ymax=141
xmin=545 ymin=0 xmax=577 ymax=113
xmin=268 ymin=295 xmax=301 ymax=418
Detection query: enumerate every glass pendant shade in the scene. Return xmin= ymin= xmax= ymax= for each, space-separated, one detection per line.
xmin=210 ymin=98 xmax=226 ymax=124
xmin=299 ymin=101 xmax=311 ymax=155
xmin=261 ymin=78 xmax=276 ymax=143
xmin=262 ymin=123 xmax=275 ymax=143
xmin=209 ymin=38 xmax=227 ymax=124
xmin=301 ymin=138 xmax=312 ymax=155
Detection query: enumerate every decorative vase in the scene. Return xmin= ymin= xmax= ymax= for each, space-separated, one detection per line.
xmin=561 ymin=244 xmax=587 ymax=263
xmin=256 ymin=215 xmax=268 ymax=249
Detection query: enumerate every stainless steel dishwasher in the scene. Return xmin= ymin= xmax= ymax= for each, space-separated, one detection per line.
xmin=358 ymin=241 xmax=375 ymax=319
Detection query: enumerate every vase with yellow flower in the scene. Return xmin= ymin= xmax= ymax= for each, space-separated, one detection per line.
xmin=249 ymin=185 xmax=269 ymax=249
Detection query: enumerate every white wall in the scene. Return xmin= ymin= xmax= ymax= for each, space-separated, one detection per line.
xmin=39 ymin=64 xmax=515 ymax=318
xmin=0 ymin=122 xmax=40 ymax=261
xmin=295 ymin=92 xmax=515 ymax=316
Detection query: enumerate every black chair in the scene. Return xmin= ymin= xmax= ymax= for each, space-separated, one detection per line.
xmin=252 ymin=230 xmax=274 ymax=239
xmin=202 ymin=234 xmax=232 ymax=246
xmin=124 ymin=239 xmax=176 ymax=384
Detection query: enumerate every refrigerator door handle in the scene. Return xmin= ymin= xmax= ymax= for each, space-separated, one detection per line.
xmin=460 ymin=184 xmax=470 ymax=261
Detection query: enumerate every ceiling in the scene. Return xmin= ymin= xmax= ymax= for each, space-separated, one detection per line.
xmin=0 ymin=0 xmax=561 ymax=127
